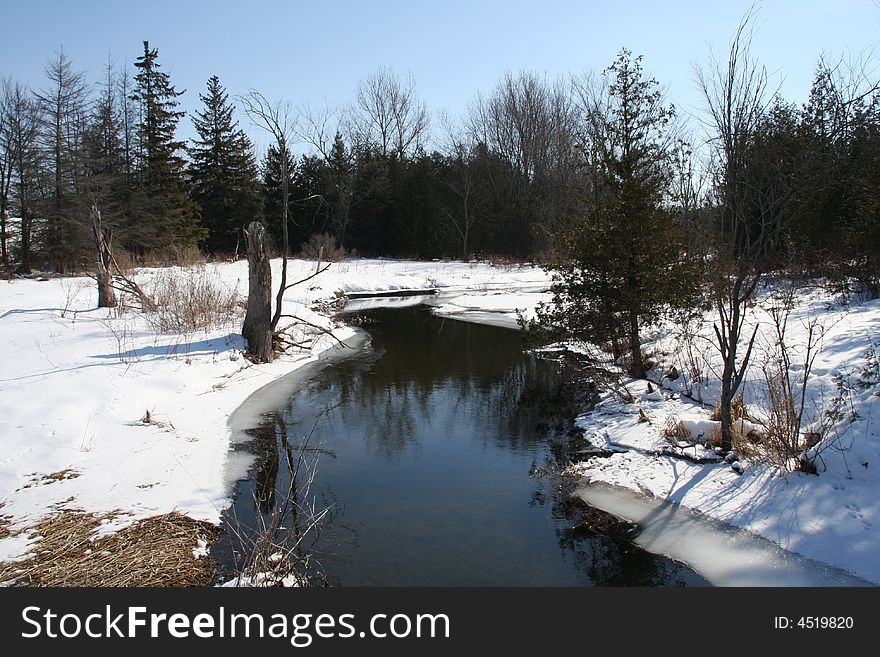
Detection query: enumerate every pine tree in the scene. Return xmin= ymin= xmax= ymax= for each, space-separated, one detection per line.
xmin=531 ymin=49 xmax=699 ymax=377
xmin=130 ymin=41 xmax=203 ymax=251
xmin=35 ymin=48 xmax=90 ymax=271
xmin=261 ymin=144 xmax=296 ymax=248
xmin=83 ymin=59 xmax=128 ymax=241
xmin=189 ymin=75 xmax=262 ymax=253
xmin=2 ymin=81 xmax=40 ymax=273
xmin=326 ymin=131 xmax=355 ymax=245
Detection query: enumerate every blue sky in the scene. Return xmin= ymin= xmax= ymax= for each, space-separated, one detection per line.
xmin=1 ymin=0 xmax=878 ymax=149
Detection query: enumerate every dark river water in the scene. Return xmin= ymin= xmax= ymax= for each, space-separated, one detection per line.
xmin=217 ymin=305 xmax=709 ymax=586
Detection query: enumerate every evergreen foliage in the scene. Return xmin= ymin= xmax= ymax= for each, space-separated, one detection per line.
xmin=530 ymin=50 xmax=701 ymax=377
xmin=130 ymin=40 xmax=203 ymax=250
xmin=189 ymin=75 xmax=262 ymax=253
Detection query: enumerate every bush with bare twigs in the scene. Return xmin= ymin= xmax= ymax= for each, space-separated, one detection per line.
xmin=756 ymin=285 xmax=833 ymax=471
xmin=221 ymin=420 xmax=336 ymax=587
xmin=146 ymin=267 xmax=243 ymax=334
xmin=298 ymin=232 xmax=346 ymax=263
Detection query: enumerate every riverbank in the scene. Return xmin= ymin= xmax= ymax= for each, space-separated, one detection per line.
xmin=0 ymin=258 xmax=547 ymax=582
xmin=563 ymin=285 xmax=880 ymax=585
xmin=2 ymin=258 xmax=877 ymax=586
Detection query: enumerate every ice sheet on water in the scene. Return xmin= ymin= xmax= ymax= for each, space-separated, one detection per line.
xmin=575 ymin=483 xmax=872 ymax=587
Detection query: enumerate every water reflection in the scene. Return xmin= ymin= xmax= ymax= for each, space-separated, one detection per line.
xmin=219 ymin=306 xmax=708 ymax=586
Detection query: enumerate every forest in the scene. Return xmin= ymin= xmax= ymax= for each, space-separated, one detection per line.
xmin=1 ymin=25 xmax=876 ymax=280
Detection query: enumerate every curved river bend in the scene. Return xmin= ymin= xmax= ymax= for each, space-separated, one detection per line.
xmin=218 ymin=303 xmax=871 ymax=587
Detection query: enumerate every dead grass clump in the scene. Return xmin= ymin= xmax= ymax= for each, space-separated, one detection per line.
xmin=0 ymin=504 xmax=12 ymax=541
xmin=709 ymin=394 xmax=750 ymax=422
xmin=661 ymin=417 xmax=693 ymax=440
xmin=0 ymin=511 xmax=218 ymax=587
xmin=18 ymin=469 xmax=81 ymax=490
xmin=706 ymin=422 xmax=762 ymax=459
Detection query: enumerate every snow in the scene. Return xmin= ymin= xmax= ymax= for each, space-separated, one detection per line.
xmin=2 ymin=258 xmax=879 ymax=586
xmin=566 ymin=285 xmax=880 ymax=584
xmin=0 ymin=258 xmax=549 ymax=563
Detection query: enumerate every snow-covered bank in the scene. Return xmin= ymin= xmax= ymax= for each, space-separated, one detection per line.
xmin=3 ymin=257 xmax=876 ymax=586
xmin=566 ymin=286 xmax=880 ymax=585
xmin=0 ymin=258 xmax=548 ymax=563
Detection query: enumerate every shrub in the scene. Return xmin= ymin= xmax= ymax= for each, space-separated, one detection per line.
xmin=147 ymin=266 xmax=243 ymax=334
xmin=298 ymin=233 xmax=346 ymax=262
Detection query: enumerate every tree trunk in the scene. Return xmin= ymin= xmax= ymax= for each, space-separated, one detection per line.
xmin=719 ymin=373 xmax=734 ymax=452
xmin=270 ymin=139 xmax=290 ymax=331
xmin=243 ymin=221 xmax=274 ymax=363
xmin=628 ymin=309 xmax=645 ymax=378
xmin=0 ymin=202 xmax=8 ymax=269
xmin=91 ymin=204 xmax=117 ymax=308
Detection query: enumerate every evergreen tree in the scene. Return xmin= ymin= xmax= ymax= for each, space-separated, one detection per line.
xmin=35 ymin=48 xmax=90 ymax=271
xmin=326 ymin=132 xmax=356 ymax=246
xmin=2 ymin=81 xmax=40 ymax=273
xmin=531 ymin=49 xmax=699 ymax=377
xmin=189 ymin=75 xmax=262 ymax=253
xmin=846 ymin=97 xmax=880 ymax=297
xmin=261 ymin=144 xmax=296 ymax=248
xmin=82 ymin=58 xmax=138 ymax=249
xmin=130 ymin=40 xmax=202 ymax=251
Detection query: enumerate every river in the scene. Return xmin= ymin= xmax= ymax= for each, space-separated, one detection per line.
xmin=215 ymin=304 xmax=708 ymax=586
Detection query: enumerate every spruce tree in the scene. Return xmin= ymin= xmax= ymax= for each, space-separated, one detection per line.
xmin=35 ymin=48 xmax=90 ymax=271
xmin=83 ymin=60 xmax=124 ymax=230
xmin=189 ymin=75 xmax=262 ymax=253
xmin=130 ymin=41 xmax=202 ymax=251
xmin=261 ymin=144 xmax=296 ymax=247
xmin=531 ymin=49 xmax=699 ymax=377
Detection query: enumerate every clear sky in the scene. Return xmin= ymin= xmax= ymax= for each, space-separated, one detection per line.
xmin=1 ymin=0 xmax=878 ymax=149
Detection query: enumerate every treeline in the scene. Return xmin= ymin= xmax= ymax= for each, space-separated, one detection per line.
xmin=1 ymin=37 xmax=879 ymax=292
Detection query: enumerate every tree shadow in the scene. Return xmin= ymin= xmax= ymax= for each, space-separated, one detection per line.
xmin=89 ymin=333 xmax=243 ymax=361
xmin=0 ymin=306 xmax=104 ymax=319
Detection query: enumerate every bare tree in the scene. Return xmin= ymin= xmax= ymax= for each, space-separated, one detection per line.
xmin=350 ymin=67 xmax=429 ymax=159
xmin=296 ymin=101 xmax=356 ymax=244
xmin=238 ymin=90 xmax=294 ymax=361
xmin=438 ymin=114 xmax=478 ymax=259
xmin=696 ymin=11 xmax=784 ymax=451
xmin=241 ymin=221 xmax=273 ymax=362
xmin=90 ymin=203 xmax=116 ymax=308
xmin=466 ymin=71 xmax=580 ymax=251
xmin=238 ymin=91 xmax=331 ymax=362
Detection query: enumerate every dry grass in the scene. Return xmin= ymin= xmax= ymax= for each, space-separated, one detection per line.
xmin=117 ymin=244 xmax=206 ymax=270
xmin=0 ymin=504 xmax=11 ymax=541
xmin=661 ymin=417 xmax=693 ymax=440
xmin=0 ymin=511 xmax=218 ymax=587
xmin=705 ymin=421 xmax=762 ymax=458
xmin=709 ymin=394 xmax=750 ymax=422
xmin=17 ymin=469 xmax=80 ymax=490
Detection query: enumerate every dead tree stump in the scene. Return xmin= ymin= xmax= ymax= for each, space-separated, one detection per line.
xmin=242 ymin=221 xmax=273 ymax=362
xmin=91 ymin=204 xmax=117 ymax=309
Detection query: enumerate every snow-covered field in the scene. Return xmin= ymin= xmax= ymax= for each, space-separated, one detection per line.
xmin=0 ymin=258 xmax=547 ymax=562
xmin=1 ymin=257 xmax=878 ymax=586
